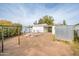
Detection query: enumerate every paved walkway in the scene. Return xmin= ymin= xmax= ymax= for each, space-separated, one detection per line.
xmin=0 ymin=33 xmax=73 ymax=56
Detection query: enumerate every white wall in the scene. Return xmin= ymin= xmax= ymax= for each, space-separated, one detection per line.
xmin=32 ymin=26 xmax=44 ymax=33
xmin=52 ymin=26 xmax=55 ymax=35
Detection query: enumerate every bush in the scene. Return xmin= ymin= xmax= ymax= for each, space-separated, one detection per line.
xmin=0 ymin=20 xmax=22 ymax=40
xmin=0 ymin=26 xmax=22 ymax=40
xmin=74 ymin=30 xmax=79 ymax=42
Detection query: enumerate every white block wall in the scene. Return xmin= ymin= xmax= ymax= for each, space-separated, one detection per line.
xmin=32 ymin=26 xmax=44 ymax=33
xmin=52 ymin=26 xmax=55 ymax=35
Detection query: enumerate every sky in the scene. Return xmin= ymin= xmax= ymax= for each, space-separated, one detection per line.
xmin=0 ymin=3 xmax=79 ymax=26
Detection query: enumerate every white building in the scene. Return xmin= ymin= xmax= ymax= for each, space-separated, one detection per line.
xmin=32 ymin=24 xmax=51 ymax=33
xmin=52 ymin=26 xmax=55 ymax=35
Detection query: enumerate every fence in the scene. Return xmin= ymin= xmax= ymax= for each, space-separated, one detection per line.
xmin=0 ymin=25 xmax=32 ymax=53
xmin=0 ymin=25 xmax=21 ymax=52
xmin=55 ymin=25 xmax=74 ymax=41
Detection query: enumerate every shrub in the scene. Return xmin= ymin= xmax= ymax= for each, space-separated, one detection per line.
xmin=0 ymin=20 xmax=22 ymax=40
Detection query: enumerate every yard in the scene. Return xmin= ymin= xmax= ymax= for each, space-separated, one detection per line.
xmin=0 ymin=33 xmax=74 ymax=56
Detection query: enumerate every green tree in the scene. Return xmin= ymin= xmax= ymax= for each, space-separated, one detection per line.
xmin=38 ymin=18 xmax=44 ymax=24
xmin=33 ymin=20 xmax=38 ymax=25
xmin=75 ymin=23 xmax=79 ymax=26
xmin=38 ymin=15 xmax=54 ymax=25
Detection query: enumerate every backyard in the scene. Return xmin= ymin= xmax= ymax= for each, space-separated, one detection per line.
xmin=0 ymin=33 xmax=74 ymax=56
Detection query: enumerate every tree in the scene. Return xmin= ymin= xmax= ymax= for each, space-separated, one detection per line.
xmin=63 ymin=20 xmax=67 ymax=25
xmin=33 ymin=20 xmax=38 ymax=25
xmin=75 ymin=23 xmax=79 ymax=26
xmin=38 ymin=15 xmax=54 ymax=25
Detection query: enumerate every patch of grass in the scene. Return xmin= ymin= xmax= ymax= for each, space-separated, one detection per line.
xmin=53 ymin=39 xmax=70 ymax=44
xmin=71 ymin=42 xmax=79 ymax=56
xmin=62 ymin=40 xmax=70 ymax=44
xmin=52 ymin=35 xmax=71 ymax=44
xmin=52 ymin=35 xmax=56 ymax=41
xmin=54 ymin=39 xmax=79 ymax=56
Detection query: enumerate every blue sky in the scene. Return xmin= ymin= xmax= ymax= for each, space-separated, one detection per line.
xmin=0 ymin=3 xmax=79 ymax=25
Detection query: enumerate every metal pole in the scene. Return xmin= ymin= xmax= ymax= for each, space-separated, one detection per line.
xmin=1 ymin=26 xmax=4 ymax=53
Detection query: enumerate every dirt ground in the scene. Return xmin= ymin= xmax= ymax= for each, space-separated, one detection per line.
xmin=0 ymin=33 xmax=74 ymax=56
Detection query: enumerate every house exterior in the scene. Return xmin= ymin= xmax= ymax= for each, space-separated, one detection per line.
xmin=31 ymin=24 xmax=52 ymax=33
xmin=31 ymin=24 xmax=48 ymax=33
